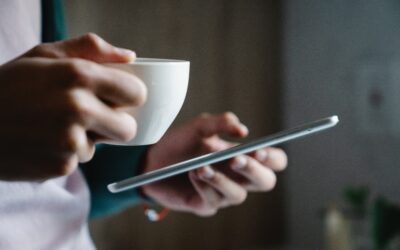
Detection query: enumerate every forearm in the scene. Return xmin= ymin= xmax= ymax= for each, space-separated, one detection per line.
xmin=80 ymin=144 xmax=149 ymax=219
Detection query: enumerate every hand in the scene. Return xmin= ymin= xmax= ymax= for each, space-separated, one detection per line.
xmin=0 ymin=33 xmax=147 ymax=180
xmin=142 ymin=112 xmax=287 ymax=216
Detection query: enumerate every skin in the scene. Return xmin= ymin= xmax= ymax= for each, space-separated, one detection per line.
xmin=0 ymin=33 xmax=288 ymax=216
xmin=142 ymin=112 xmax=288 ymax=216
xmin=0 ymin=33 xmax=147 ymax=180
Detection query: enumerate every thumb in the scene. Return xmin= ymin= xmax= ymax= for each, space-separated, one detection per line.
xmin=25 ymin=33 xmax=136 ymax=63
xmin=194 ymin=112 xmax=249 ymax=138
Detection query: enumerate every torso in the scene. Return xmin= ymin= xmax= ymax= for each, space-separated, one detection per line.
xmin=0 ymin=1 xmax=94 ymax=249
xmin=0 ymin=0 xmax=41 ymax=64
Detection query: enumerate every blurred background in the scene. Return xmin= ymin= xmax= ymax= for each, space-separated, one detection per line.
xmin=65 ymin=0 xmax=400 ymax=249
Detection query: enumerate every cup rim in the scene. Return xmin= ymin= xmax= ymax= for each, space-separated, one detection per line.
xmin=132 ymin=57 xmax=189 ymax=65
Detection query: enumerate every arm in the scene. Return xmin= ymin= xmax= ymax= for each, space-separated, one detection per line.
xmin=80 ymin=145 xmax=149 ymax=219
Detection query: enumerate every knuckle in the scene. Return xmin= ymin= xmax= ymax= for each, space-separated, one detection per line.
xmin=28 ymin=44 xmax=55 ymax=57
xmin=192 ymin=112 xmax=211 ymax=128
xmin=63 ymin=134 xmax=77 ymax=153
xmin=63 ymin=59 xmax=92 ymax=85
xmin=210 ymin=173 xmax=222 ymax=185
xmin=81 ymin=33 xmax=104 ymax=51
xmin=56 ymin=156 xmax=78 ymax=176
xmin=63 ymin=125 xmax=80 ymax=152
xmin=240 ymin=159 xmax=254 ymax=173
xmin=197 ymin=112 xmax=211 ymax=122
xmin=199 ymin=112 xmax=211 ymax=118
xmin=65 ymin=90 xmax=92 ymax=122
xmin=28 ymin=45 xmax=45 ymax=56
xmin=84 ymin=33 xmax=101 ymax=43
xmin=221 ymin=111 xmax=238 ymax=123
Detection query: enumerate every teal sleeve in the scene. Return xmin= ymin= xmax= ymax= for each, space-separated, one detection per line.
xmin=80 ymin=145 xmax=149 ymax=219
xmin=41 ymin=0 xmax=67 ymax=42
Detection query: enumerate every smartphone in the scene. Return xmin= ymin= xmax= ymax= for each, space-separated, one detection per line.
xmin=108 ymin=115 xmax=339 ymax=193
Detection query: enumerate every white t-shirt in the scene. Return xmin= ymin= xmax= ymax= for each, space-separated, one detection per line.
xmin=0 ymin=1 xmax=95 ymax=249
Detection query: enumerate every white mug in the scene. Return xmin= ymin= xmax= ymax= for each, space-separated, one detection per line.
xmin=105 ymin=58 xmax=190 ymax=145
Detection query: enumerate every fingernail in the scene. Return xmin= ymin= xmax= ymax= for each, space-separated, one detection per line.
xmin=239 ymin=124 xmax=249 ymax=135
xmin=118 ymin=48 xmax=136 ymax=62
xmin=232 ymin=156 xmax=247 ymax=171
xmin=255 ymin=150 xmax=268 ymax=162
xmin=200 ymin=167 xmax=215 ymax=179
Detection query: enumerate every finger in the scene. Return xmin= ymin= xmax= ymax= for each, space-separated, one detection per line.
xmin=251 ymin=147 xmax=288 ymax=172
xmin=26 ymin=33 xmax=136 ymax=63
xmin=231 ymin=156 xmax=277 ymax=192
xmin=88 ymin=63 xmax=147 ymax=107
xmin=200 ymin=136 xmax=234 ymax=154
xmin=70 ymin=89 xmax=137 ymax=143
xmin=57 ymin=59 xmax=147 ymax=107
xmin=194 ymin=112 xmax=248 ymax=138
xmin=24 ymin=57 xmax=145 ymax=108
xmin=197 ymin=166 xmax=247 ymax=207
xmin=90 ymin=109 xmax=137 ymax=144
xmin=69 ymin=124 xmax=95 ymax=163
xmin=188 ymin=170 xmax=221 ymax=216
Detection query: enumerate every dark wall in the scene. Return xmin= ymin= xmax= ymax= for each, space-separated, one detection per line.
xmin=283 ymin=0 xmax=400 ymax=248
xmin=66 ymin=1 xmax=284 ymax=249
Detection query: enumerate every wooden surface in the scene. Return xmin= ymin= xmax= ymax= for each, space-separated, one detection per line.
xmin=65 ymin=1 xmax=285 ymax=249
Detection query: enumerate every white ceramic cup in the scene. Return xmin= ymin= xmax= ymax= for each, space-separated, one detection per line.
xmin=105 ymin=58 xmax=190 ymax=145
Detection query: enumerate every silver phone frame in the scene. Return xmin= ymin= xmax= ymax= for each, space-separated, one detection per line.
xmin=108 ymin=115 xmax=339 ymax=193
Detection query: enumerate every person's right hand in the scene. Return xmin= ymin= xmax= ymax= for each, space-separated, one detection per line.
xmin=0 ymin=33 xmax=147 ymax=181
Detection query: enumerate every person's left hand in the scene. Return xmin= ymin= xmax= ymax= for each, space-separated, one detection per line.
xmin=141 ymin=112 xmax=287 ymax=216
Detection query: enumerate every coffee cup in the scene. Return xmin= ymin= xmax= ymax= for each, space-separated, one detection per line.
xmin=105 ymin=58 xmax=190 ymax=145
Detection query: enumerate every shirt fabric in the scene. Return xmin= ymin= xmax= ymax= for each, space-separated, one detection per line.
xmin=0 ymin=0 xmax=41 ymax=64
xmin=0 ymin=1 xmax=148 ymax=249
